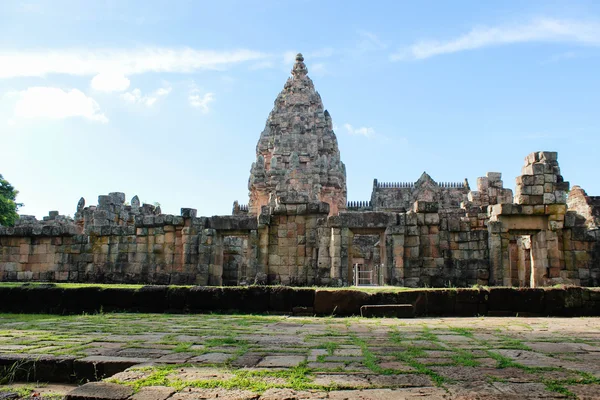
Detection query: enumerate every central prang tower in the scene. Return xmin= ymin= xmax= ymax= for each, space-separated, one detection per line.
xmin=248 ymin=53 xmax=347 ymax=216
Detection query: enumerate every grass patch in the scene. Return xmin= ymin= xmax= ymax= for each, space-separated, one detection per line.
xmin=448 ymin=327 xmax=474 ymax=338
xmin=543 ymin=380 xmax=576 ymax=398
xmin=392 ymin=349 xmax=447 ymax=386
xmin=417 ymin=327 xmax=438 ymax=342
xmin=495 ymin=335 xmax=531 ymax=350
xmin=316 ymin=341 xmax=339 ymax=356
xmin=110 ymin=362 xmax=332 ymax=394
xmin=450 ymin=349 xmax=480 ymax=367
xmin=173 ymin=342 xmax=193 ymax=353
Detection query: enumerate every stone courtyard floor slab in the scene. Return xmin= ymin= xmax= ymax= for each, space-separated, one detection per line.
xmin=0 ymin=314 xmax=599 ymax=399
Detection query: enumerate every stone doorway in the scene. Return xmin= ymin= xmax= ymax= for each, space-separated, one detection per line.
xmin=222 ymin=235 xmax=249 ymax=286
xmin=350 ymin=234 xmax=383 ymax=286
xmin=504 ymin=229 xmax=547 ymax=288
xmin=509 ymin=235 xmax=533 ymax=287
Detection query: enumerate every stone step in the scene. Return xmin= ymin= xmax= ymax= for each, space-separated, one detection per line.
xmin=0 ymin=354 xmax=145 ymax=383
xmin=360 ymin=304 xmax=414 ymax=318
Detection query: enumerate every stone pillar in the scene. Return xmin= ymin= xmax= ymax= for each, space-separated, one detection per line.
xmin=257 ymin=222 xmax=269 ymax=284
xmin=317 ymin=225 xmax=331 ymax=284
xmin=487 ymin=221 xmax=503 ymax=286
xmin=340 ymin=227 xmax=351 ymax=285
xmin=387 ymin=225 xmax=405 ymax=285
xmin=208 ymin=232 xmax=223 ymax=286
xmin=248 ymin=230 xmax=259 ymax=282
xmin=330 ymin=227 xmax=342 ymax=285
xmin=531 ymin=230 xmax=548 ymax=287
xmin=196 ymin=228 xmax=212 ymax=286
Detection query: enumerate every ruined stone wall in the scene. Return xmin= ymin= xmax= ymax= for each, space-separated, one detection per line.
xmin=370 ymin=177 xmax=470 ymax=212
xmin=0 ymin=41 xmax=598 ymax=290
xmin=2 ymin=152 xmax=598 ymax=288
xmin=0 ymin=205 xmax=207 ymax=284
xmin=263 ymin=201 xmax=330 ymax=285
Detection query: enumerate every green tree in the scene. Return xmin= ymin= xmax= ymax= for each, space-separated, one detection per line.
xmin=0 ymin=174 xmax=22 ymax=226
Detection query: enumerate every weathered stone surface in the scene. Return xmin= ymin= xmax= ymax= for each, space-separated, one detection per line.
xmin=247 ymin=53 xmax=347 ymax=217
xmin=130 ymin=386 xmax=176 ymax=400
xmin=260 ymin=388 xmax=328 ymax=399
xmin=328 ymin=388 xmax=448 ymax=400
xmin=314 ymin=290 xmax=371 ymax=316
xmin=360 ymin=304 xmax=414 ymax=318
xmin=170 ymin=388 xmax=259 ymax=400
xmin=65 ymin=382 xmax=133 ymax=400
xmin=256 ymin=355 xmax=305 ymax=368
xmin=188 ymin=352 xmax=230 ymax=364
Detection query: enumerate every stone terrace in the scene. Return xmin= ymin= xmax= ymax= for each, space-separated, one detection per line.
xmin=0 ymin=314 xmax=599 ymax=399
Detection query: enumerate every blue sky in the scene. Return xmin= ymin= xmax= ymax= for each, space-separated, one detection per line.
xmin=1 ymin=0 xmax=600 ymax=218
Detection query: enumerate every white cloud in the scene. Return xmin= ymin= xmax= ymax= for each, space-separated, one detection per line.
xmin=344 ymin=123 xmax=375 ymax=138
xmin=121 ymin=86 xmax=171 ymax=107
xmin=249 ymin=60 xmax=275 ymax=70
xmin=357 ymin=30 xmax=387 ymax=52
xmin=189 ymin=85 xmax=214 ymax=113
xmin=13 ymin=87 xmax=108 ymax=123
xmin=155 ymin=87 xmax=172 ymax=96
xmin=121 ymin=89 xmax=142 ymax=104
xmin=91 ymin=72 xmax=130 ymax=92
xmin=0 ymin=48 xmax=268 ymax=79
xmin=391 ymin=18 xmax=600 ymax=61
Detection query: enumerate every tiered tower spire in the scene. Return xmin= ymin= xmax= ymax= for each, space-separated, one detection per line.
xmin=248 ymin=53 xmax=347 ymax=216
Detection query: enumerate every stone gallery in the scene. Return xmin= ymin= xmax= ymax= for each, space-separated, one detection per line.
xmin=1 ymin=54 xmax=599 ymax=288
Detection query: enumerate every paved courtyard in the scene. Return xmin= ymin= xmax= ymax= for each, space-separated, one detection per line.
xmin=0 ymin=314 xmax=599 ymax=399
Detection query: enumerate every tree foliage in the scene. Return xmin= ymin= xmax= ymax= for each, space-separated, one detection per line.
xmin=0 ymin=174 xmax=22 ymax=226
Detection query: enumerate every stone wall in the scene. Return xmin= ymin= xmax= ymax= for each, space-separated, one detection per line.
xmin=370 ymin=174 xmax=470 ymax=212
xmin=1 ymin=285 xmax=599 ymax=317
xmin=1 ymin=151 xmax=599 ymax=288
xmin=1 ymin=46 xmax=598 ymax=289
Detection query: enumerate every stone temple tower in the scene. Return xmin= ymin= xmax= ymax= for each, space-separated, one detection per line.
xmin=248 ymin=53 xmax=347 ymax=216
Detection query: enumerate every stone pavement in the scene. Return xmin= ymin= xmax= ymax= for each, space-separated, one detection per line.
xmin=0 ymin=314 xmax=599 ymax=399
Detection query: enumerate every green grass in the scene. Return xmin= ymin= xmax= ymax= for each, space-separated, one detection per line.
xmin=109 ymin=362 xmax=333 ymax=394
xmin=495 ymin=335 xmax=532 ymax=350
xmin=173 ymin=342 xmax=193 ymax=353
xmin=448 ymin=327 xmax=474 ymax=338
xmin=1 ymin=311 xmax=599 ymax=397
xmin=316 ymin=341 xmax=339 ymax=355
xmin=450 ymin=349 xmax=480 ymax=367
xmin=0 ymin=386 xmax=64 ymax=399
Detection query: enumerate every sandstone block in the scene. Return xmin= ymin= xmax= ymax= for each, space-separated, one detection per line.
xmin=533 ymin=175 xmax=545 ymax=185
xmin=532 ymin=163 xmax=545 ymax=175
xmin=414 ymin=201 xmax=439 ymax=213
xmin=544 ymin=174 xmax=558 ymax=183
xmin=555 ymin=191 xmax=567 ymax=204
xmin=543 ymin=193 xmax=556 ymax=204
xmin=531 ymin=185 xmax=544 ymax=195
xmin=65 ymin=382 xmax=133 ymax=399
xmin=424 ymin=213 xmax=440 ymax=225
xmin=180 ymin=208 xmax=197 ymax=218
xmin=529 ymin=195 xmax=543 ymax=205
